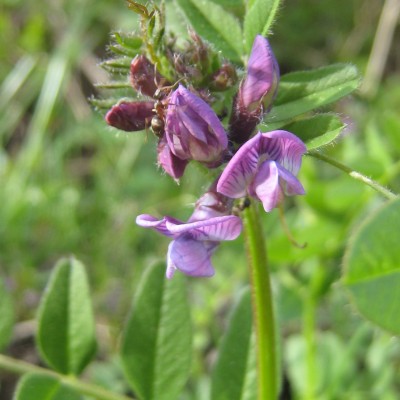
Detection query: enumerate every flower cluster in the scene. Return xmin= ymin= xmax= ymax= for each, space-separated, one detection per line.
xmin=104 ymin=34 xmax=306 ymax=278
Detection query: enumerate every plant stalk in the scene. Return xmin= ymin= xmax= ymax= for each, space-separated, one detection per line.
xmin=243 ymin=202 xmax=277 ymax=400
xmin=307 ymin=150 xmax=397 ymax=200
xmin=0 ymin=354 xmax=133 ymax=400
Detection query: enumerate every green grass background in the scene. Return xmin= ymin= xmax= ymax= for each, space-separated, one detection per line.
xmin=1 ymin=0 xmax=400 ymax=398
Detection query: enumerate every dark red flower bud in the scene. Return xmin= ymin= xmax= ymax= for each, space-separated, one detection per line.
xmin=105 ymin=101 xmax=154 ymax=132
xmin=130 ymin=55 xmax=168 ymax=98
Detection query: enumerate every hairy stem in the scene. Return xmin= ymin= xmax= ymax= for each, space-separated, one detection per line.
xmin=307 ymin=150 xmax=398 ymax=200
xmin=0 ymin=354 xmax=133 ymax=400
xmin=243 ymin=202 xmax=278 ymax=400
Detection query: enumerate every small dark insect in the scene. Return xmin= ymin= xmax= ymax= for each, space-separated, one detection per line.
xmin=150 ymin=79 xmax=181 ymax=137
xmin=150 ymin=114 xmax=165 ymax=137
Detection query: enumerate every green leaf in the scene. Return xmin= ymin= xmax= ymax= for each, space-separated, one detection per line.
xmin=279 ymin=114 xmax=345 ymax=150
xmin=14 ymin=373 xmax=82 ymax=400
xmin=99 ymin=57 xmax=131 ymax=72
xmin=264 ymin=64 xmax=360 ymax=125
xmin=0 ymin=278 xmax=14 ymax=351
xmin=175 ymin=0 xmax=244 ymax=62
xmin=121 ymin=263 xmax=192 ymax=400
xmin=37 ymin=257 xmax=96 ymax=375
xmin=211 ymin=289 xmax=256 ymax=400
xmin=244 ymin=0 xmax=281 ymax=51
xmin=343 ymin=198 xmax=400 ymax=335
xmin=286 ymin=333 xmax=355 ymax=398
xmin=110 ymin=33 xmax=143 ymax=57
xmin=210 ymin=0 xmax=245 ymax=19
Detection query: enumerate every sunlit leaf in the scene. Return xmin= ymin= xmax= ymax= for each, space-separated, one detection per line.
xmin=343 ymin=198 xmax=400 ymax=334
xmin=121 ymin=263 xmax=192 ymax=400
xmin=264 ymin=64 xmax=360 ymax=124
xmin=37 ymin=258 xmax=96 ymax=374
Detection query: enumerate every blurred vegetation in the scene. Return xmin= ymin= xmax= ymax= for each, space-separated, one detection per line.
xmin=1 ymin=0 xmax=400 ymax=398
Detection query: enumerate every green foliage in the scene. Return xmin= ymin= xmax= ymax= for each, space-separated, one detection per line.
xmin=121 ymin=263 xmax=192 ymax=400
xmin=283 ymin=114 xmax=345 ymax=150
xmin=263 ymin=64 xmax=360 ymax=126
xmin=1 ymin=0 xmax=400 ymax=399
xmin=14 ymin=373 xmax=82 ymax=400
xmin=175 ymin=0 xmax=244 ymax=63
xmin=211 ymin=289 xmax=256 ymax=400
xmin=0 ymin=278 xmax=14 ymax=351
xmin=37 ymin=258 xmax=96 ymax=375
xmin=108 ymin=34 xmax=143 ymax=58
xmin=244 ymin=0 xmax=281 ymax=51
xmin=343 ymin=198 xmax=400 ymax=335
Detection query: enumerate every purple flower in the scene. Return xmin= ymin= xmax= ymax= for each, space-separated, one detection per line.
xmin=105 ymin=101 xmax=154 ymax=131
xmin=164 ymin=85 xmax=228 ymax=168
xmin=217 ymin=130 xmax=306 ymax=212
xmin=157 ymin=136 xmax=188 ymax=180
xmin=136 ymin=190 xmax=242 ymax=278
xmin=136 ymin=214 xmax=242 ymax=278
xmin=240 ymin=35 xmax=280 ymax=113
xmin=229 ymin=35 xmax=280 ymax=144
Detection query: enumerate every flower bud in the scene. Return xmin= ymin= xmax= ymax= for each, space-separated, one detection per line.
xmin=229 ymin=35 xmax=280 ymax=144
xmin=189 ymin=189 xmax=234 ymax=222
xmin=240 ymin=35 xmax=279 ymax=112
xmin=165 ymin=85 xmax=228 ymax=167
xmin=130 ymin=55 xmax=168 ymax=98
xmin=105 ymin=101 xmax=154 ymax=131
xmin=210 ymin=63 xmax=238 ymax=91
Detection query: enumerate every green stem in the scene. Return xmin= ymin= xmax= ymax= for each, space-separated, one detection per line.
xmin=0 ymin=354 xmax=133 ymax=400
xmin=307 ymin=150 xmax=398 ymax=200
xmin=243 ymin=202 xmax=277 ymax=400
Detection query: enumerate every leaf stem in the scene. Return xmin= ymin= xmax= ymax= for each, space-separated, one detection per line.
xmin=0 ymin=354 xmax=133 ymax=400
xmin=307 ymin=150 xmax=398 ymax=200
xmin=243 ymin=202 xmax=277 ymax=400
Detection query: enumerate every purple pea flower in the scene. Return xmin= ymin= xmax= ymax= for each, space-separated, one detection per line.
xmin=136 ymin=192 xmax=242 ymax=278
xmin=164 ymin=85 xmax=228 ymax=168
xmin=240 ymin=35 xmax=280 ymax=113
xmin=229 ymin=35 xmax=280 ymax=144
xmin=217 ymin=130 xmax=306 ymax=212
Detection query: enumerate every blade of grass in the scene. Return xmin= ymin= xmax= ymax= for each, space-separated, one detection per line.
xmin=0 ymin=55 xmax=38 ymax=110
